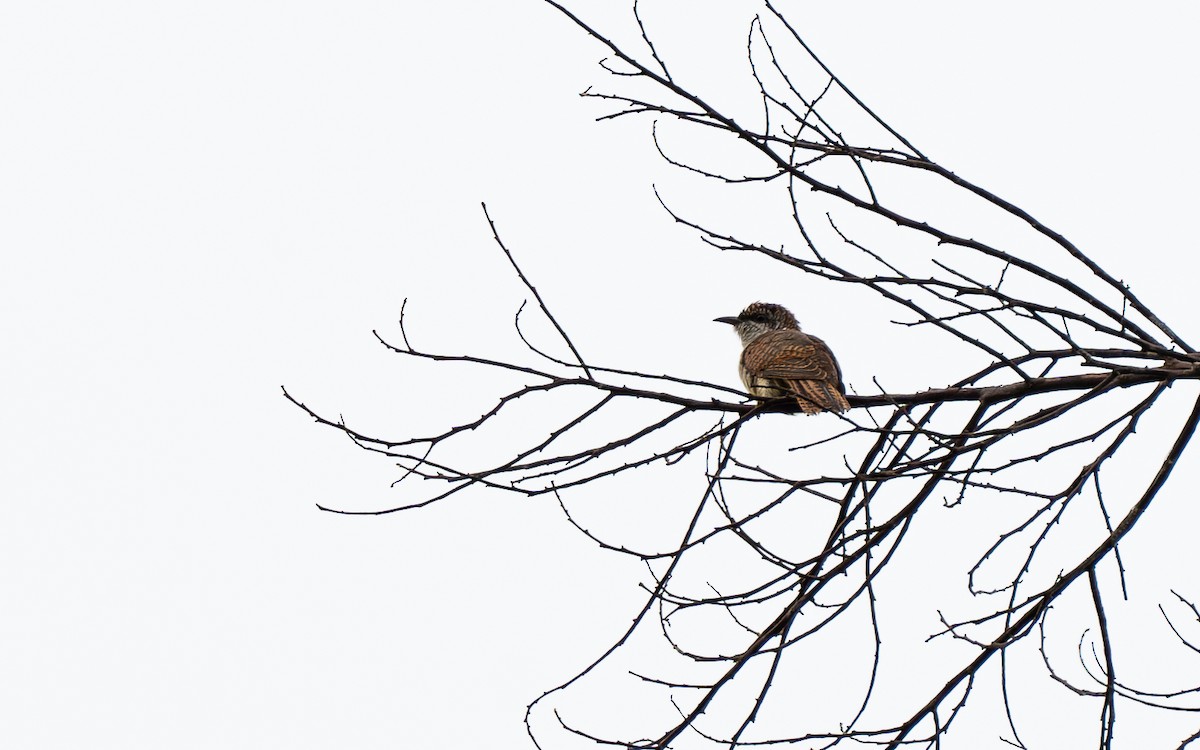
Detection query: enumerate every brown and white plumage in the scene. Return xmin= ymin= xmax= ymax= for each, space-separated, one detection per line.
xmin=715 ymin=302 xmax=850 ymax=415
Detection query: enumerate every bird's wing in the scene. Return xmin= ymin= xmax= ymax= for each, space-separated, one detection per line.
xmin=742 ymin=330 xmax=841 ymax=383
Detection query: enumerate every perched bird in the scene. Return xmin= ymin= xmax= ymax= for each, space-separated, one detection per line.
xmin=715 ymin=302 xmax=851 ymax=415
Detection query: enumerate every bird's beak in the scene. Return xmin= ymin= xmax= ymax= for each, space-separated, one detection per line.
xmin=714 ymin=316 xmax=741 ymax=326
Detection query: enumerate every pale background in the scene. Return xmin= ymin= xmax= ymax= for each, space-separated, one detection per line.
xmin=2 ymin=2 xmax=1198 ymax=748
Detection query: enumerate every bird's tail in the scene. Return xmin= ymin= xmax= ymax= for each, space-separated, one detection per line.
xmin=794 ymin=380 xmax=850 ymax=415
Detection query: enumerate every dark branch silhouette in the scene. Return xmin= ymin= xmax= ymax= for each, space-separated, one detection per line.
xmin=287 ymin=3 xmax=1200 ymax=748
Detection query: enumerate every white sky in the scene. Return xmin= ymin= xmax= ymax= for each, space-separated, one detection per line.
xmin=3 ymin=2 xmax=1199 ymax=748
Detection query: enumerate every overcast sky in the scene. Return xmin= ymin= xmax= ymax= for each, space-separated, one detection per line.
xmin=3 ymin=2 xmax=1198 ymax=748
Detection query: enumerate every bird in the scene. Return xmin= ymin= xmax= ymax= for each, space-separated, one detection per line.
xmin=715 ymin=302 xmax=851 ymax=415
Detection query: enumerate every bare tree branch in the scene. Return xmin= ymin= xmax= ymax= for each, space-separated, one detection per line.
xmin=289 ymin=3 xmax=1200 ymax=747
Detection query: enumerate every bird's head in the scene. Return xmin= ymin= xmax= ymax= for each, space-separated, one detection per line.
xmin=715 ymin=302 xmax=801 ymax=345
